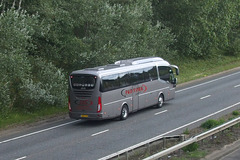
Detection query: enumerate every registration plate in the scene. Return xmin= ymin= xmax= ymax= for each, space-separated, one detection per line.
xmin=81 ymin=115 xmax=88 ymax=118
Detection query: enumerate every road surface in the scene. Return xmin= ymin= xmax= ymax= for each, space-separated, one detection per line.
xmin=1 ymin=67 xmax=240 ymax=160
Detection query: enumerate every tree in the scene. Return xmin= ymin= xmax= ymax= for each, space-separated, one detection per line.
xmin=152 ymin=0 xmax=240 ymax=58
xmin=0 ymin=8 xmax=67 ymax=115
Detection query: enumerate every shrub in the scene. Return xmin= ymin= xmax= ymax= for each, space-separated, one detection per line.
xmin=201 ymin=119 xmax=225 ymax=129
xmin=183 ymin=128 xmax=190 ymax=135
xmin=232 ymin=111 xmax=240 ymax=116
xmin=19 ymin=58 xmax=67 ymax=111
xmin=0 ymin=76 xmax=11 ymax=117
xmin=183 ymin=142 xmax=199 ymax=152
xmin=0 ymin=53 xmax=31 ymax=113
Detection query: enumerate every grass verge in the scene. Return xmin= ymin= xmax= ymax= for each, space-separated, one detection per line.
xmin=0 ymin=106 xmax=67 ymax=129
xmin=172 ymin=55 xmax=240 ymax=83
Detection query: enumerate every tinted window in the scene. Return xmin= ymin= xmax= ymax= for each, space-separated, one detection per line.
xmin=71 ymin=75 xmax=96 ymax=90
xmin=129 ymin=69 xmax=145 ymax=84
xmin=144 ymin=66 xmax=158 ymax=81
xmin=119 ymin=72 xmax=130 ymax=87
xmin=101 ymin=74 xmax=119 ymax=92
xmin=158 ymin=66 xmax=171 ymax=81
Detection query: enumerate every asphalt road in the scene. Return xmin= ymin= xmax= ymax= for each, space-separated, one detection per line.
xmin=1 ymin=68 xmax=240 ymax=160
xmin=221 ymin=147 xmax=240 ymax=160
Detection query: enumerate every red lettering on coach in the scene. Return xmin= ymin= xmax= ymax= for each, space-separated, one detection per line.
xmin=121 ymin=84 xmax=148 ymax=97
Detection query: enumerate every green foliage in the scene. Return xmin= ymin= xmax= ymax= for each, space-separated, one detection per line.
xmin=0 ymin=0 xmax=240 ymax=120
xmin=201 ymin=119 xmax=225 ymax=129
xmin=232 ymin=111 xmax=240 ymax=116
xmin=0 ymin=9 xmax=35 ymax=55
xmin=0 ymin=53 xmax=31 ymax=115
xmin=152 ymin=0 xmax=240 ymax=58
xmin=183 ymin=142 xmax=199 ymax=152
xmin=17 ymin=0 xmax=175 ymax=71
xmin=0 ymin=8 xmax=66 ymax=115
xmin=183 ymin=128 xmax=190 ymax=135
xmin=19 ymin=58 xmax=67 ymax=111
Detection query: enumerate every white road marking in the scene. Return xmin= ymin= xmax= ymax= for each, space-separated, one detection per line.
xmin=91 ymin=129 xmax=109 ymax=137
xmin=160 ymin=102 xmax=240 ymax=136
xmin=200 ymin=95 xmax=211 ymax=100
xmin=154 ymin=110 xmax=168 ymax=116
xmin=2 ymin=71 xmax=240 ymax=146
xmin=99 ymin=101 xmax=240 ymax=160
xmin=0 ymin=120 xmax=78 ymax=144
xmin=176 ymin=71 xmax=240 ymax=93
xmin=234 ymin=84 xmax=240 ymax=88
xmin=15 ymin=156 xmax=27 ymax=160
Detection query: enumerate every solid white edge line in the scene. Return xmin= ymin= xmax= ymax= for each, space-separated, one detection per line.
xmin=99 ymin=101 xmax=240 ymax=160
xmin=91 ymin=129 xmax=109 ymax=137
xmin=159 ymin=101 xmax=240 ymax=136
xmin=200 ymin=95 xmax=211 ymax=100
xmin=0 ymin=120 xmax=78 ymax=145
xmin=154 ymin=110 xmax=168 ymax=116
xmin=2 ymin=71 xmax=240 ymax=146
xmin=15 ymin=156 xmax=27 ymax=160
xmin=234 ymin=84 xmax=240 ymax=88
xmin=176 ymin=71 xmax=240 ymax=93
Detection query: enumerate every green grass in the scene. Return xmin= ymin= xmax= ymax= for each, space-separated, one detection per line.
xmin=183 ymin=128 xmax=190 ymax=135
xmin=1 ymin=54 xmax=240 ymax=130
xmin=0 ymin=106 xmax=67 ymax=129
xmin=172 ymin=55 xmax=240 ymax=83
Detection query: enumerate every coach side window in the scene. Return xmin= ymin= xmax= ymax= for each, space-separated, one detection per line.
xmin=129 ymin=69 xmax=145 ymax=84
xmin=119 ymin=72 xmax=130 ymax=87
xmin=146 ymin=66 xmax=158 ymax=81
xmin=158 ymin=66 xmax=172 ymax=82
xmin=102 ymin=74 xmax=119 ymax=92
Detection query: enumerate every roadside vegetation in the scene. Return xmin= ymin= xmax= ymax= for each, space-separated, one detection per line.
xmin=170 ymin=110 xmax=240 ymax=160
xmin=0 ymin=0 xmax=240 ymax=129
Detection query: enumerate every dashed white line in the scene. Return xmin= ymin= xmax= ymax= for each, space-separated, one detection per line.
xmin=234 ymin=84 xmax=240 ymax=88
xmin=154 ymin=110 xmax=168 ymax=116
xmin=176 ymin=71 xmax=240 ymax=93
xmin=99 ymin=101 xmax=240 ymax=160
xmin=15 ymin=156 xmax=27 ymax=160
xmin=200 ymin=95 xmax=211 ymax=100
xmin=91 ymin=129 xmax=109 ymax=137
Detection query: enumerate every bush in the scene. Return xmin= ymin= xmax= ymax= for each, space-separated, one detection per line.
xmin=201 ymin=119 xmax=225 ymax=129
xmin=226 ymin=38 xmax=240 ymax=56
xmin=0 ymin=76 xmax=11 ymax=116
xmin=232 ymin=111 xmax=240 ymax=116
xmin=183 ymin=142 xmax=199 ymax=152
xmin=0 ymin=8 xmax=66 ymax=114
xmin=0 ymin=53 xmax=31 ymax=113
xmin=19 ymin=58 xmax=67 ymax=111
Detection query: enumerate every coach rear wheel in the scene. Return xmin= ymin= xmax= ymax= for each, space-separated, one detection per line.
xmin=157 ymin=94 xmax=164 ymax=108
xmin=120 ymin=105 xmax=129 ymax=120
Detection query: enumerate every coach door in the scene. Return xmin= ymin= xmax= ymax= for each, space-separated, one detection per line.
xmin=129 ymin=69 xmax=146 ymax=111
xmin=131 ymin=84 xmax=139 ymax=112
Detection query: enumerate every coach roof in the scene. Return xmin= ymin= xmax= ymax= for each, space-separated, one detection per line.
xmin=71 ymin=57 xmax=170 ymax=76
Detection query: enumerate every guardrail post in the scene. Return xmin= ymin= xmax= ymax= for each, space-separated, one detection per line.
xmin=147 ymin=143 xmax=150 ymax=155
xmin=126 ymin=151 xmax=129 ymax=160
xmin=163 ymin=137 xmax=166 ymax=149
xmin=201 ymin=139 xmax=204 ymax=145
xmin=180 ymin=135 xmax=185 ymax=142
